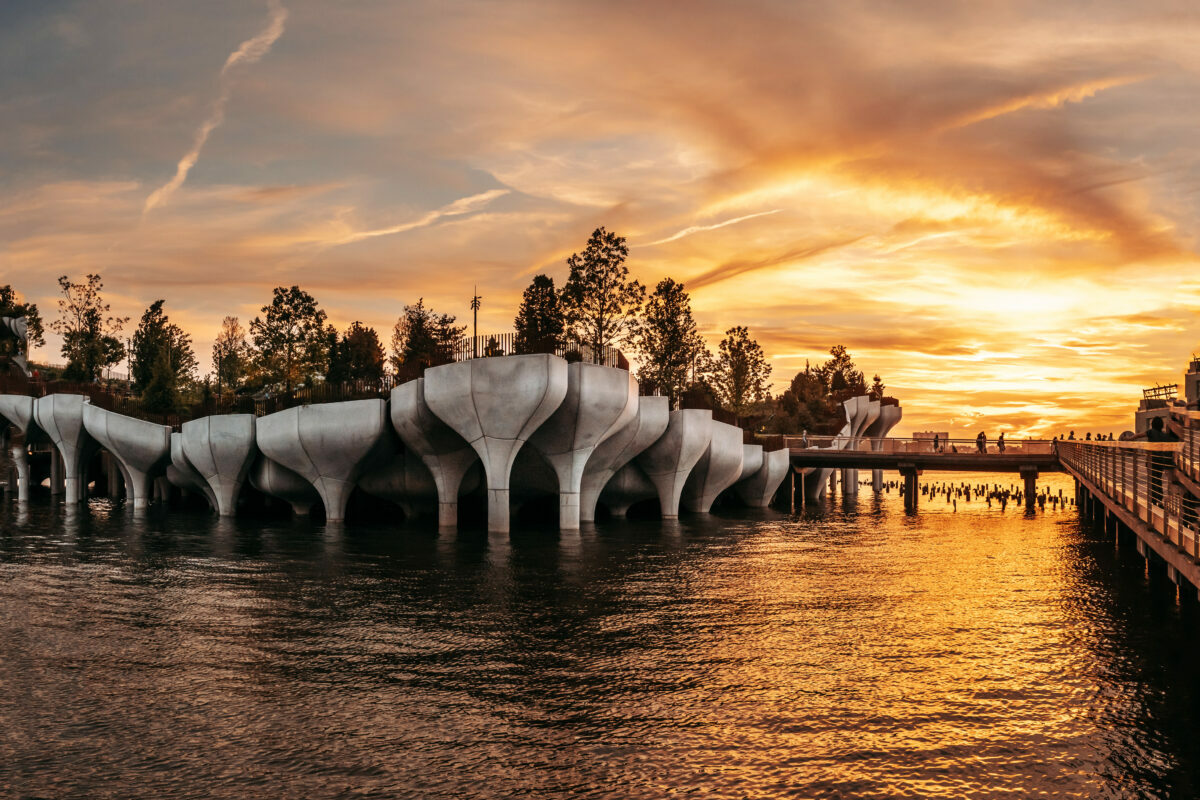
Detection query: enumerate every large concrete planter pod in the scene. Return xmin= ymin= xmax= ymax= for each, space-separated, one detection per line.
xmin=598 ymin=462 xmax=658 ymax=517
xmin=635 ymin=409 xmax=713 ymax=519
xmin=0 ymin=395 xmax=39 ymax=501
xmin=525 ymin=362 xmax=638 ymax=529
xmin=390 ymin=378 xmax=483 ymax=528
xmin=33 ymin=394 xmax=96 ymax=504
xmin=256 ymin=399 xmax=391 ymax=522
xmin=423 ymin=354 xmax=568 ymax=533
xmin=181 ymin=414 xmax=257 ymax=517
xmin=579 ymin=395 xmax=670 ymax=523
xmin=864 ymin=402 xmax=902 ymax=491
xmin=167 ymin=432 xmax=217 ymax=510
xmin=738 ymin=444 xmax=764 ymax=485
xmin=735 ymin=448 xmax=790 ymax=508
xmin=248 ymin=455 xmax=320 ymax=516
xmin=82 ymin=405 xmax=171 ymax=510
xmin=681 ymin=421 xmax=745 ymax=513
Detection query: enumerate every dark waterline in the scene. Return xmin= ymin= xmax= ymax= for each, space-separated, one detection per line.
xmin=3 ymin=472 xmax=1200 ymax=799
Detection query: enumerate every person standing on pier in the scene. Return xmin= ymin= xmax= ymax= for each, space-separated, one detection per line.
xmin=976 ymin=431 xmax=987 ymax=454
xmin=933 ymin=433 xmax=940 ymax=453
xmin=997 ymin=432 xmax=1006 ymax=453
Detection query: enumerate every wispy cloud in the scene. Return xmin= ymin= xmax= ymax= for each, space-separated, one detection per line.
xmin=645 ymin=209 xmax=782 ymax=246
xmin=329 ymin=189 xmax=510 ymax=245
xmin=142 ymin=0 xmax=288 ymax=217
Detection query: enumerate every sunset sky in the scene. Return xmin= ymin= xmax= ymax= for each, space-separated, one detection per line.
xmin=3 ymin=0 xmax=1200 ymax=437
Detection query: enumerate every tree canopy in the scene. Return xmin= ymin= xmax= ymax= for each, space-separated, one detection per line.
xmin=50 ymin=274 xmax=128 ymax=382
xmin=712 ymin=325 xmax=772 ymax=417
xmin=0 ymin=285 xmax=45 ymax=351
xmin=560 ymin=227 xmax=644 ymax=361
xmin=633 ymin=278 xmax=706 ymax=407
xmin=390 ymin=298 xmax=465 ymax=373
xmin=212 ymin=316 xmax=252 ymax=394
xmin=763 ymin=346 xmax=886 ymax=434
xmin=328 ymin=321 xmax=385 ymax=384
xmin=250 ymin=286 xmax=329 ymax=393
xmin=513 ymin=274 xmax=565 ymax=355
xmin=130 ymin=300 xmax=196 ymax=393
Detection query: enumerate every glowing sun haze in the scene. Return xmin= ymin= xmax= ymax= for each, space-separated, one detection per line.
xmin=3 ymin=0 xmax=1200 ymax=437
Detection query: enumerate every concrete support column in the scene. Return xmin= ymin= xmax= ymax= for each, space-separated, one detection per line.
xmin=872 ymin=469 xmax=883 ymax=494
xmin=105 ymin=452 xmax=121 ymax=498
xmin=1021 ymin=466 xmax=1038 ymax=512
xmin=828 ymin=470 xmax=838 ymax=493
xmin=49 ymin=448 xmax=64 ymax=495
xmin=10 ymin=443 xmax=29 ymax=502
xmin=842 ymin=468 xmax=858 ymax=496
xmin=900 ymin=465 xmax=920 ymax=511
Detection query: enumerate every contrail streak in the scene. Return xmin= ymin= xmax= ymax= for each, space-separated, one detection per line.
xmin=143 ymin=0 xmax=288 ymax=216
xmin=645 ymin=208 xmax=782 ymax=246
xmin=329 ymin=189 xmax=511 ymax=245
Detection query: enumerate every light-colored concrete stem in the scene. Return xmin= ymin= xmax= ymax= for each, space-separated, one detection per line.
xmin=182 ymin=415 xmax=257 ymax=517
xmin=636 ymin=409 xmax=713 ymax=519
xmin=579 ymin=395 xmax=669 ymax=522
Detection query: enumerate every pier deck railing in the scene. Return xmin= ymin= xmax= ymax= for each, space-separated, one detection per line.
xmin=1058 ymin=440 xmax=1200 ymax=559
xmin=784 ymin=436 xmax=1056 ymax=455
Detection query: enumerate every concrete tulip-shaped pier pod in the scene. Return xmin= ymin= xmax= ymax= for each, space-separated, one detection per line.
xmin=424 ymin=354 xmax=568 ymax=533
xmin=181 ymin=414 xmax=257 ymax=517
xmin=256 ymin=399 xmax=392 ymax=523
xmin=33 ymin=394 xmax=97 ymax=504
xmin=735 ymin=447 xmax=790 ymax=508
xmin=0 ymin=395 xmax=39 ymax=502
xmin=864 ymin=402 xmax=902 ymax=492
xmin=578 ymin=395 xmax=670 ymax=523
xmin=357 ymin=447 xmax=482 ymax=519
xmin=81 ymin=405 xmax=171 ymax=510
xmin=248 ymin=455 xmax=320 ymax=516
xmin=681 ymin=421 xmax=746 ymax=513
xmin=598 ymin=462 xmax=659 ymax=518
xmin=738 ymin=444 xmax=764 ymax=486
xmin=525 ymin=362 xmax=638 ymax=529
xmin=635 ymin=409 xmax=713 ymax=519
xmin=389 ymin=378 xmax=482 ymax=528
xmin=167 ymin=432 xmax=217 ymax=510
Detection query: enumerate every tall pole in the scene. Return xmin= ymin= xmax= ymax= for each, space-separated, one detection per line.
xmin=470 ymin=286 xmax=481 ymax=358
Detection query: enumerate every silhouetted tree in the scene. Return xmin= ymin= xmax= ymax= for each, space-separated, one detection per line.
xmin=50 ymin=274 xmax=128 ymax=382
xmin=560 ymin=227 xmax=644 ymax=361
xmin=869 ymin=374 xmax=886 ymax=400
xmin=0 ymin=285 xmax=45 ymax=351
xmin=712 ymin=326 xmax=771 ymax=417
xmin=141 ymin=347 xmax=180 ymax=414
xmin=633 ymin=277 xmax=706 ymax=407
xmin=130 ymin=300 xmax=196 ymax=393
xmin=513 ymin=274 xmax=565 ymax=354
xmin=822 ymin=344 xmax=866 ymax=403
xmin=212 ymin=316 xmax=252 ymax=395
xmin=250 ymin=286 xmax=329 ymax=393
xmin=327 ymin=321 xmax=385 ymax=384
xmin=390 ymin=298 xmax=465 ymax=372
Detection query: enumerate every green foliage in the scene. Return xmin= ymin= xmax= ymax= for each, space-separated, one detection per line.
xmin=513 ymin=274 xmax=565 ymax=354
xmin=712 ymin=326 xmax=772 ymax=417
xmin=130 ymin=300 xmax=196 ymax=392
xmin=764 ymin=346 xmax=886 ymax=435
xmin=822 ymin=344 xmax=866 ymax=402
xmin=633 ymin=278 xmax=706 ymax=407
xmin=140 ymin=347 xmax=180 ymax=414
xmin=390 ymin=298 xmax=465 ymax=372
xmin=560 ymin=227 xmax=644 ymax=361
xmin=250 ymin=286 xmax=330 ymax=393
xmin=211 ymin=316 xmax=252 ymax=394
xmin=327 ymin=321 xmax=386 ymax=384
xmin=0 ymin=285 xmax=45 ymax=350
xmin=50 ymin=274 xmax=128 ymax=382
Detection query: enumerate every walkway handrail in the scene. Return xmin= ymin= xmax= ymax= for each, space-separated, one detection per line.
xmin=787 ymin=435 xmax=1057 ymax=455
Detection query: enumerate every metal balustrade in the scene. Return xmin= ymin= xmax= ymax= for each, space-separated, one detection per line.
xmin=1058 ymin=440 xmax=1200 ymax=560
xmin=785 ymin=436 xmax=1056 ymax=455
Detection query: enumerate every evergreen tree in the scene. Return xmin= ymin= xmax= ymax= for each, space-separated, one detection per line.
xmin=633 ymin=278 xmax=705 ymax=406
xmin=390 ymin=299 xmax=465 ymax=372
xmin=712 ymin=326 xmax=772 ymax=417
xmin=130 ymin=300 xmax=196 ymax=392
xmin=560 ymin=227 xmax=644 ymax=361
xmin=250 ymin=286 xmax=329 ymax=393
xmin=821 ymin=344 xmax=867 ymax=403
xmin=869 ymin=374 xmax=886 ymax=400
xmin=513 ymin=274 xmax=565 ymax=354
xmin=327 ymin=321 xmax=385 ymax=384
xmin=50 ymin=274 xmax=128 ymax=381
xmin=141 ymin=347 xmax=180 ymax=414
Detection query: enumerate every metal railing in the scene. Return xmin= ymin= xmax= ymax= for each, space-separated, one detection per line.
xmin=783 ymin=436 xmax=1056 ymax=455
xmin=450 ymin=334 xmax=628 ymax=369
xmin=1058 ymin=440 xmax=1200 ymax=559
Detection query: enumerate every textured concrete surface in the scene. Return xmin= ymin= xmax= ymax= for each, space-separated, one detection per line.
xmin=579 ymin=395 xmax=670 ymax=522
xmin=0 ymin=396 xmax=38 ymax=502
xmin=167 ymin=432 xmax=217 ymax=510
xmin=735 ymin=448 xmax=790 ymax=507
xmin=248 ymin=455 xmax=319 ymax=516
xmin=738 ymin=444 xmax=764 ymax=484
xmin=33 ymin=394 xmax=96 ymax=504
xmin=636 ymin=409 xmax=713 ymax=519
xmin=8 ymin=442 xmax=29 ymax=502
xmin=82 ymin=404 xmax=171 ymax=509
xmin=390 ymin=378 xmax=482 ymax=528
xmin=526 ymin=362 xmax=638 ymax=529
xmin=681 ymin=421 xmax=746 ymax=513
xmin=358 ymin=447 xmax=482 ymax=519
xmin=256 ymin=399 xmax=392 ymax=522
xmin=424 ymin=354 xmax=567 ymax=532
xmin=182 ymin=415 xmax=257 ymax=517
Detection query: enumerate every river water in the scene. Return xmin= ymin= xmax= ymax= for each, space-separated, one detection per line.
xmin=3 ymin=471 xmax=1199 ymax=799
